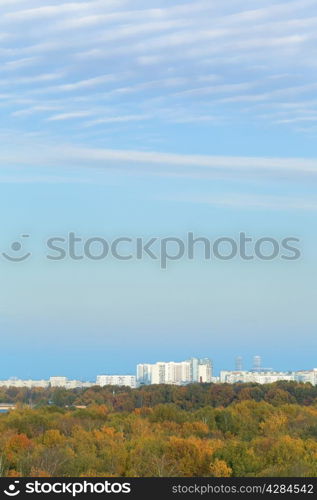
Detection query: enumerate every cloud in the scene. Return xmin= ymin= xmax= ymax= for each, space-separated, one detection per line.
xmin=166 ymin=193 xmax=317 ymax=211
xmin=0 ymin=139 xmax=316 ymax=175
xmin=275 ymin=116 xmax=317 ymax=124
xmin=0 ymin=174 xmax=93 ymax=184
xmin=46 ymin=111 xmax=95 ymax=121
xmin=82 ymin=114 xmax=151 ymax=126
xmin=0 ymin=138 xmax=315 ymax=211
xmin=2 ymin=57 xmax=40 ymax=71
xmin=0 ymin=72 xmax=64 ymax=87
xmin=2 ymin=1 xmax=126 ymax=21
xmin=173 ymin=82 xmax=257 ymax=97
xmin=53 ymin=74 xmax=125 ymax=92
xmin=11 ymin=105 xmax=63 ymax=117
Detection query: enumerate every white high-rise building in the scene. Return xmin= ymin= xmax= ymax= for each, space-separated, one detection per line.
xmin=136 ymin=364 xmax=153 ymax=385
xmin=197 ymin=358 xmax=212 ymax=383
xmin=198 ymin=363 xmax=212 ymax=383
xmin=136 ymin=358 xmax=212 ymax=386
xmin=151 ymin=363 xmax=166 ymax=384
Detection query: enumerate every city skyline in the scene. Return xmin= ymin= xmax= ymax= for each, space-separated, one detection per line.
xmin=1 ymin=354 xmax=317 ymax=384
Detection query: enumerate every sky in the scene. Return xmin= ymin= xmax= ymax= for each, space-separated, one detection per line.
xmin=0 ymin=0 xmax=317 ymax=379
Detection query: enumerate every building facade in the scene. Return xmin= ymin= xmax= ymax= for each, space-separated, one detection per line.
xmin=0 ymin=379 xmax=49 ymax=388
xmin=96 ymin=375 xmax=136 ymax=388
xmin=219 ymin=370 xmax=307 ymax=385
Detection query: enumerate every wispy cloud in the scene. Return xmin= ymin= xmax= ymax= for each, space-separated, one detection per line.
xmin=2 ymin=56 xmax=40 ymax=71
xmin=82 ymin=114 xmax=151 ymax=126
xmin=1 ymin=138 xmax=316 ymax=211
xmin=2 ymin=1 xmax=127 ymax=21
xmin=0 ymin=140 xmax=316 ymax=176
xmin=0 ymin=72 xmax=64 ymax=87
xmin=46 ymin=111 xmax=95 ymax=121
xmin=166 ymin=193 xmax=317 ymax=211
xmin=55 ymin=74 xmax=123 ymax=92
xmin=11 ymin=105 xmax=63 ymax=117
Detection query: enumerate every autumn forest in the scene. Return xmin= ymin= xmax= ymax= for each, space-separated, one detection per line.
xmin=1 ymin=382 xmax=317 ymax=477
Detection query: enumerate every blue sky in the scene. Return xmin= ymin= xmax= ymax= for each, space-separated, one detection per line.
xmin=0 ymin=0 xmax=317 ymax=379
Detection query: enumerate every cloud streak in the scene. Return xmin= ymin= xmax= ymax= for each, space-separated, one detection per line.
xmin=0 ymin=140 xmax=316 ymax=175
xmin=0 ymin=139 xmax=315 ymax=211
xmin=166 ymin=193 xmax=317 ymax=211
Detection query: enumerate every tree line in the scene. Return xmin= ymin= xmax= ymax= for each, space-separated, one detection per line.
xmin=1 ymin=381 xmax=317 ymax=410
